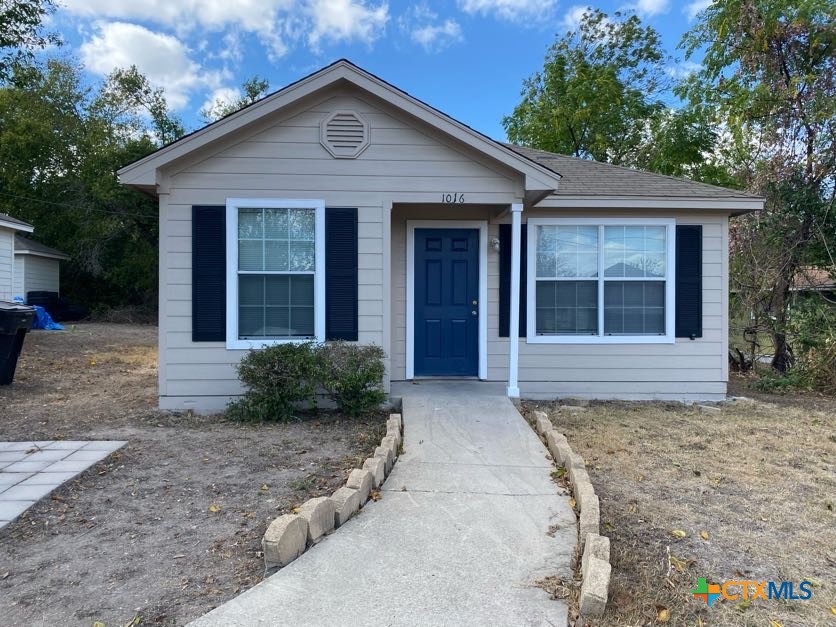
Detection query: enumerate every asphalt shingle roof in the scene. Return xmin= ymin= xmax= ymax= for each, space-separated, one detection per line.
xmin=505 ymin=144 xmax=760 ymax=200
xmin=14 ymin=234 xmax=69 ymax=259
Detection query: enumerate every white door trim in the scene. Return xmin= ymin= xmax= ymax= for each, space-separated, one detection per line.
xmin=406 ymin=220 xmax=488 ymax=380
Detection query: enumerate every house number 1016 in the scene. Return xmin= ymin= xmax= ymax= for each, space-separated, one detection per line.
xmin=441 ymin=193 xmax=465 ymax=203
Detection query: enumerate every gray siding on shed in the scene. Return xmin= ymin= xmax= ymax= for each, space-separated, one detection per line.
xmin=22 ymin=255 xmax=61 ymax=294
xmin=0 ymin=227 xmax=13 ymax=301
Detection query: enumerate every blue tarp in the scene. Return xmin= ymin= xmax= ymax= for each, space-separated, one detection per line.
xmin=12 ymin=297 xmax=63 ymax=330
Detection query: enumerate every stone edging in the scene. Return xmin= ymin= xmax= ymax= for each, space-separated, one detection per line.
xmin=261 ymin=412 xmax=403 ymax=572
xmin=531 ymin=410 xmax=611 ymax=618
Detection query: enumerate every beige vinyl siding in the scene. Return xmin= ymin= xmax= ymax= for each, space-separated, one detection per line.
xmin=13 ymin=255 xmax=24 ymax=299
xmin=0 ymin=227 xmax=13 ymax=301
xmin=158 ymin=86 xmax=522 ymax=410
xmin=21 ymin=255 xmax=60 ymax=294
xmin=391 ymin=209 xmax=729 ymax=401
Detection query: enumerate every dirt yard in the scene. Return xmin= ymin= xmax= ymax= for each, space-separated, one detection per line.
xmin=0 ymin=323 xmax=385 ymax=626
xmin=523 ymin=385 xmax=835 ymax=627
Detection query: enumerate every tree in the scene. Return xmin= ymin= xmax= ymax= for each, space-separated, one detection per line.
xmin=200 ymin=75 xmax=270 ymax=122
xmin=0 ymin=58 xmax=185 ymax=312
xmin=503 ymin=9 xmax=729 ymax=182
xmin=0 ymin=0 xmax=59 ymax=81
xmin=680 ymin=0 xmax=836 ymax=371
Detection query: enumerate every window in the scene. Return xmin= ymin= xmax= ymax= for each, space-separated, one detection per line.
xmin=226 ymin=199 xmax=325 ymax=349
xmin=527 ymin=218 xmax=675 ymax=344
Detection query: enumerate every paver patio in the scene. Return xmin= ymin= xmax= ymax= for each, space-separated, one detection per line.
xmin=0 ymin=440 xmax=126 ymax=528
xmin=190 ymin=382 xmax=575 ymax=627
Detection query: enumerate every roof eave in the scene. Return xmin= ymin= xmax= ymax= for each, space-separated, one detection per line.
xmin=15 ymin=249 xmax=70 ymax=260
xmin=534 ymin=195 xmax=764 ymax=212
xmin=0 ymin=218 xmax=34 ymax=233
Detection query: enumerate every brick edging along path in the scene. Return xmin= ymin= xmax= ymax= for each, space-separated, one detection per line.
xmin=261 ymin=413 xmax=403 ymax=572
xmin=531 ymin=410 xmax=612 ymax=618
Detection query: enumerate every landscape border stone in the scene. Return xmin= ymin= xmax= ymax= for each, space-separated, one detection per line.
xmin=261 ymin=412 xmax=404 ymax=572
xmin=530 ymin=409 xmax=610 ymax=618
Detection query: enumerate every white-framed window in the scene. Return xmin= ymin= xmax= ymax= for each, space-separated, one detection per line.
xmin=526 ymin=217 xmax=676 ymax=344
xmin=226 ymin=198 xmax=325 ymax=350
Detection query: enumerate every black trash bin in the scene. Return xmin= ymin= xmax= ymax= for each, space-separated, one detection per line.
xmin=0 ymin=301 xmax=36 ymax=385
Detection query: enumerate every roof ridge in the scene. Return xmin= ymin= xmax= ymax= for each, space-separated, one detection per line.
xmin=503 ymin=142 xmax=761 ymax=200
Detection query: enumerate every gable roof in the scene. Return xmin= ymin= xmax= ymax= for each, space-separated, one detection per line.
xmin=0 ymin=213 xmax=34 ymax=233
xmin=14 ymin=234 xmax=70 ymax=260
xmin=507 ymin=144 xmax=763 ymax=212
xmin=118 ymin=59 xmax=563 ymax=197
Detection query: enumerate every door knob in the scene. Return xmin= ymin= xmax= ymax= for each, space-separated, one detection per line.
xmin=472 ymin=300 xmax=478 ymax=305
xmin=472 ymin=310 xmax=477 ymax=316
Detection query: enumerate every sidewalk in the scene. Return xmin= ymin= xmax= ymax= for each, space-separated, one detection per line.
xmin=191 ymin=382 xmax=575 ymax=626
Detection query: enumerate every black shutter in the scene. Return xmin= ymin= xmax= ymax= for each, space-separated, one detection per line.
xmin=326 ymin=207 xmax=358 ymax=341
xmin=192 ymin=205 xmax=226 ymax=342
xmin=675 ymin=225 xmax=703 ymax=339
xmin=498 ymin=223 xmax=528 ymax=338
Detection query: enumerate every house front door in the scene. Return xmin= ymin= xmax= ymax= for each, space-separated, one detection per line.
xmin=414 ymin=228 xmax=480 ymax=376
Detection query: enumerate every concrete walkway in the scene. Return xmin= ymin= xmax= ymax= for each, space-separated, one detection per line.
xmin=192 ymin=382 xmax=575 ymax=627
xmin=0 ymin=440 xmax=126 ymax=528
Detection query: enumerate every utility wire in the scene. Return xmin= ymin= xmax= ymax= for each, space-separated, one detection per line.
xmin=0 ymin=190 xmax=159 ymax=221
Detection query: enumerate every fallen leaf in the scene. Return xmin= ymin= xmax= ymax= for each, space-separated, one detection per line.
xmin=670 ymin=529 xmax=687 ymax=538
xmin=657 ymin=607 xmax=670 ymax=622
xmin=208 ymin=504 xmax=221 ymax=513
xmin=769 ymin=620 xmax=782 ymax=627
xmin=700 ymin=530 xmax=710 ymax=541
xmin=831 ymin=607 xmax=836 ymax=616
xmin=568 ymin=498 xmax=577 ymax=509
xmin=669 ymin=555 xmax=687 ymax=572
xmin=260 ymin=484 xmax=269 ymax=491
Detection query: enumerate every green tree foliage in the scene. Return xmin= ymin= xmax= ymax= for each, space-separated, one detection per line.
xmin=504 ymin=9 xmax=667 ymax=165
xmin=200 ymin=75 xmax=270 ymax=122
xmin=0 ymin=59 xmax=184 ymax=311
xmin=503 ymin=9 xmax=729 ymax=182
xmin=681 ymin=0 xmax=836 ymax=372
xmin=0 ymin=0 xmax=59 ymax=81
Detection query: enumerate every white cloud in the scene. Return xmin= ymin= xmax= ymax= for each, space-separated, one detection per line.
xmin=307 ymin=0 xmax=388 ymax=48
xmin=665 ymin=60 xmax=701 ymax=79
xmin=412 ymin=19 xmax=462 ymax=51
xmin=201 ymin=86 xmax=241 ymax=113
xmin=631 ymin=0 xmax=669 ymax=17
xmin=399 ymin=5 xmax=462 ymax=52
xmin=458 ymin=0 xmax=557 ymax=22
xmin=560 ymin=5 xmax=593 ymax=32
xmin=80 ymin=21 xmax=225 ymax=109
xmin=64 ymin=0 xmax=389 ymax=59
xmin=684 ymin=0 xmax=711 ymax=20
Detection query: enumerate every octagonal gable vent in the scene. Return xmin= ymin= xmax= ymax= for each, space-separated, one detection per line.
xmin=320 ymin=110 xmax=370 ymax=159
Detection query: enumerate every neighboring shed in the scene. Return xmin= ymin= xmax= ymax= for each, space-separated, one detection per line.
xmin=0 ymin=213 xmax=34 ymax=301
xmin=13 ymin=234 xmax=70 ymax=299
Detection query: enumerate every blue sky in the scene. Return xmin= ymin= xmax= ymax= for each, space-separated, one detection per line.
xmin=51 ymin=0 xmax=710 ymax=140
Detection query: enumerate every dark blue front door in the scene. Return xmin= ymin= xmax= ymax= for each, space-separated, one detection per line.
xmin=414 ymin=228 xmax=479 ymax=376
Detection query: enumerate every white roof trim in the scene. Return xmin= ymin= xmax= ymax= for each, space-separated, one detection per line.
xmin=118 ymin=60 xmax=562 ymax=193
xmin=0 ymin=218 xmax=34 ymax=233
xmin=534 ymin=195 xmax=763 ymax=211
xmin=14 ymin=248 xmax=70 ymax=260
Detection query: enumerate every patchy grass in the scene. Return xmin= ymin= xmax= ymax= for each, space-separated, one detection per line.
xmin=0 ymin=323 xmax=386 ymax=625
xmin=522 ymin=388 xmax=835 ymax=627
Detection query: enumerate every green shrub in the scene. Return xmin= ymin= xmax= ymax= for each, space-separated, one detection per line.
xmin=227 ymin=342 xmax=322 ymax=421
xmin=318 ymin=342 xmax=386 ymax=417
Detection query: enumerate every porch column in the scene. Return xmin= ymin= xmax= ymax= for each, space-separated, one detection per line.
xmin=507 ymin=203 xmax=523 ymax=398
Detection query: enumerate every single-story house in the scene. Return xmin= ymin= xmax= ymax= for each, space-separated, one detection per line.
xmin=118 ymin=60 xmax=764 ymax=412
xmin=0 ymin=213 xmax=35 ymax=302
xmin=791 ymin=266 xmax=836 ymax=304
xmin=13 ymin=234 xmax=70 ymax=299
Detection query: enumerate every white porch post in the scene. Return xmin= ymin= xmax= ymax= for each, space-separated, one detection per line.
xmin=507 ymin=203 xmax=523 ymax=398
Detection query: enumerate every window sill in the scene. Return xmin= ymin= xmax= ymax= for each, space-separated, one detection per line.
xmin=226 ymin=337 xmax=320 ymax=350
xmin=526 ymin=334 xmax=676 ymax=345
